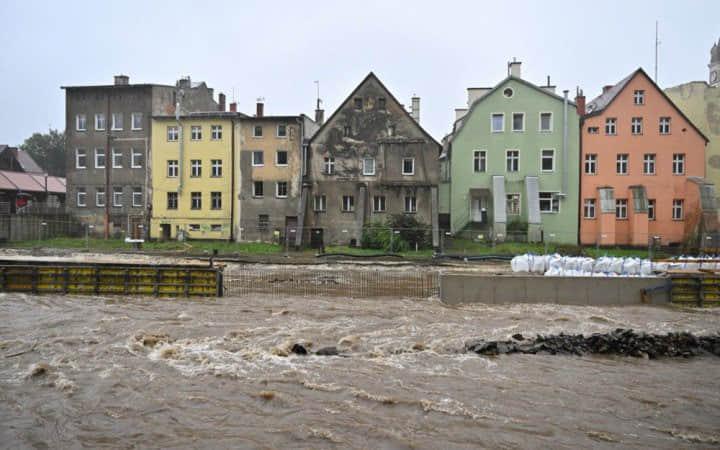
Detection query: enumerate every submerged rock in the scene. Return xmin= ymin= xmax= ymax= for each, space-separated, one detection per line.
xmin=315 ymin=346 xmax=339 ymax=356
xmin=291 ymin=343 xmax=308 ymax=355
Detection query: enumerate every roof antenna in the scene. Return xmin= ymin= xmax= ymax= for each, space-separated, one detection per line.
xmin=654 ymin=20 xmax=661 ymax=83
xmin=314 ymin=80 xmax=322 ymax=109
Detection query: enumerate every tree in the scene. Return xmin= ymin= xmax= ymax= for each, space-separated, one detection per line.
xmin=20 ymin=129 xmax=65 ymax=176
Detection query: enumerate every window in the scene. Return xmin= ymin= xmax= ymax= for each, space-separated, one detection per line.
xmin=587 ymin=126 xmax=599 ymax=134
xmin=211 ymin=224 xmax=223 ymax=232
xmin=112 ymin=148 xmax=122 ymax=168
xmin=131 ymin=149 xmax=143 ymax=168
xmin=167 ymin=126 xmax=179 ymax=141
xmin=362 ymin=158 xmax=376 ymax=175
xmin=75 ymin=149 xmax=87 ymax=169
xmin=605 ymin=118 xmax=617 ymax=135
xmin=512 ymin=113 xmax=525 ymax=132
xmin=344 ymin=126 xmax=351 ymax=137
xmin=402 ymin=158 xmax=415 ymax=175
xmin=506 ymin=193 xmax=521 ymax=215
xmin=541 ymin=149 xmax=555 ymax=172
xmin=404 ymin=196 xmax=417 ymax=213
xmin=190 ymin=160 xmax=201 ymax=177
xmin=253 ymin=125 xmax=263 ymax=137
xmin=95 ymin=148 xmax=106 ymax=169
xmin=584 ymin=154 xmax=597 ymax=174
xmin=131 ymin=113 xmax=143 ymax=130
xmin=252 ymin=151 xmax=264 ymax=166
xmin=276 ymin=181 xmax=288 ymax=198
xmin=583 ymin=199 xmax=596 ymax=219
xmin=211 ymin=159 xmax=222 ymax=177
xmin=111 ymin=113 xmax=123 ymax=131
xmin=672 ymin=199 xmax=684 ymax=220
xmin=672 ymin=153 xmax=685 ymax=175
xmin=539 ymin=112 xmax=553 ymax=132
xmin=342 ymin=195 xmax=355 ymax=212
xmin=76 ymin=187 xmax=86 ymax=207
xmin=190 ymin=192 xmax=202 ymax=210
xmin=95 ymin=114 xmax=106 ymax=131
xmin=491 ymin=113 xmax=504 ymax=132
xmin=76 ymin=114 xmax=87 ymax=131
xmin=503 ymin=87 xmax=514 ymax=97
xmin=211 ymin=192 xmax=222 ymax=210
xmin=648 ymin=199 xmax=656 ymax=220
xmin=188 ymin=224 xmax=200 ymax=232
xmin=206 ymin=125 xmax=220 ymax=140
xmin=631 ymin=117 xmax=643 ymax=135
xmin=191 ymin=126 xmax=202 ymax=140
xmin=643 ymin=154 xmax=656 ymax=175
xmin=633 ymin=90 xmax=645 ymax=105
xmin=378 ymin=97 xmax=386 ymax=110
xmin=258 ymin=215 xmax=269 ymax=231
xmin=276 ymin=150 xmax=288 ymax=166
xmin=132 ymin=187 xmax=142 ymax=207
xmin=96 ymin=188 xmax=105 ymax=207
xmin=388 ymin=125 xmax=396 ymax=136
xmin=112 ymin=187 xmax=123 ymax=207
xmin=616 ymin=154 xmax=628 ymax=175
xmin=659 ymin=117 xmax=671 ymax=134
xmin=354 ymin=97 xmax=363 ymax=110
xmin=253 ymin=181 xmax=264 ymax=197
xmin=373 ymin=195 xmax=386 ymax=212
xmin=324 ymin=157 xmax=335 ymax=174
xmin=506 ymin=150 xmax=519 ymax=172
xmin=473 ymin=150 xmax=487 ymax=173
xmin=539 ymin=192 xmax=559 ymax=213
xmin=277 ymin=124 xmax=287 ymax=137
xmin=167 ymin=192 xmax=178 ymax=210
xmin=314 ymin=195 xmax=326 ymax=212
xmin=167 ymin=160 xmax=178 ymax=177
xmin=615 ymin=199 xmax=628 ymax=219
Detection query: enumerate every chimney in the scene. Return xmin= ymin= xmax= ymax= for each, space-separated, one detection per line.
xmin=177 ymin=76 xmax=192 ymax=89
xmin=218 ymin=93 xmax=226 ymax=112
xmin=229 ymin=102 xmax=237 ymax=112
xmin=575 ymin=87 xmax=586 ymax=116
xmin=256 ymin=98 xmax=264 ymax=117
xmin=114 ymin=75 xmax=129 ymax=85
xmin=602 ymin=85 xmax=614 ymax=94
xmin=315 ymin=108 xmax=324 ymax=125
xmin=508 ymin=58 xmax=522 ymax=78
xmin=410 ymin=96 xmax=420 ymax=122
xmin=542 ymin=75 xmax=556 ymax=94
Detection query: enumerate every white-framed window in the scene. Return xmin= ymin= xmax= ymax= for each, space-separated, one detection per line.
xmin=112 ymin=148 xmax=122 ymax=168
xmin=672 ymin=153 xmax=685 ymax=175
xmin=615 ymin=199 xmax=628 ymax=219
xmin=362 ymin=157 xmax=376 ymax=175
xmin=191 ymin=126 xmax=202 ymax=140
xmin=277 ymin=124 xmax=287 ymax=137
xmin=313 ymin=194 xmax=326 ymax=212
xmin=672 ymin=199 xmax=684 ymax=220
xmin=211 ymin=192 xmax=222 ymax=210
xmin=643 ymin=153 xmax=656 ymax=175
xmin=491 ymin=113 xmax=504 ymax=133
xmin=473 ymin=150 xmax=487 ymax=173
xmin=167 ymin=160 xmax=178 ymax=177
xmin=541 ymin=149 xmax=555 ymax=172
xmin=583 ymin=198 xmax=596 ymax=219
xmin=648 ymin=199 xmax=656 ymax=220
xmin=512 ymin=112 xmax=525 ymax=132
xmin=75 ymin=114 xmax=87 ymax=131
xmin=276 ymin=181 xmax=288 ymax=198
xmin=211 ymin=125 xmax=222 ymax=140
xmin=131 ymin=149 xmax=143 ymax=168
xmin=253 ymin=125 xmax=263 ymax=137
xmin=506 ymin=150 xmax=519 ymax=172
xmin=584 ymin=153 xmax=597 ymax=174
xmin=75 ymin=149 xmax=87 ymax=169
xmin=276 ymin=150 xmax=288 ymax=166
xmin=373 ymin=195 xmax=386 ymax=212
xmin=167 ymin=192 xmax=178 ymax=210
xmin=95 ymin=188 xmax=105 ymax=207
xmin=76 ymin=187 xmax=86 ymax=207
xmin=506 ymin=193 xmax=521 ymax=215
xmin=95 ymin=148 xmax=106 ymax=169
xmin=190 ymin=192 xmax=202 ymax=210
xmin=167 ymin=126 xmax=179 ymax=141
xmin=539 ymin=112 xmax=553 ymax=132
xmin=605 ymin=117 xmax=617 ymax=135
xmin=402 ymin=158 xmax=415 ymax=175
xmin=94 ymin=113 xmax=106 ymax=131
xmin=211 ymin=159 xmax=222 ymax=177
xmin=190 ymin=159 xmax=201 ymax=177
xmin=616 ymin=154 xmax=628 ymax=175
xmin=112 ymin=187 xmax=123 ymax=207
xmin=539 ymin=192 xmax=559 ymax=213
xmin=631 ymin=117 xmax=643 ymax=135
xmin=131 ymin=112 xmax=143 ymax=130
xmin=132 ymin=187 xmax=142 ymax=207
xmin=188 ymin=224 xmax=200 ymax=232
xmin=342 ymin=195 xmax=355 ymax=212
xmin=111 ymin=113 xmax=123 ymax=131
xmin=659 ymin=117 xmax=671 ymax=134
xmin=324 ymin=156 xmax=335 ymax=174
xmin=252 ymin=181 xmax=264 ymax=197
xmin=404 ymin=196 xmax=417 ymax=213
xmin=633 ymin=90 xmax=645 ymax=105
xmin=252 ymin=151 xmax=264 ymax=166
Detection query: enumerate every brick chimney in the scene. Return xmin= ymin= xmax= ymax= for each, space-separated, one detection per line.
xmin=114 ymin=75 xmax=129 ymax=85
xmin=315 ymin=108 xmax=324 ymax=125
xmin=575 ymin=88 xmax=586 ymax=116
xmin=256 ymin=99 xmax=264 ymax=117
xmin=602 ymin=85 xmax=614 ymax=94
xmin=410 ymin=96 xmax=420 ymax=122
xmin=218 ymin=93 xmax=226 ymax=112
xmin=229 ymin=102 xmax=237 ymax=112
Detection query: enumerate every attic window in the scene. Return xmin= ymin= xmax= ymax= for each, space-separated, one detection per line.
xmin=354 ymin=97 xmax=363 ymax=110
xmin=388 ymin=125 xmax=396 ymax=136
xmin=503 ymin=88 xmax=514 ymax=98
xmin=378 ymin=97 xmax=386 ymax=110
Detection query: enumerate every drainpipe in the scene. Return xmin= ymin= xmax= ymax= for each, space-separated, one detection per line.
xmin=562 ymin=90 xmax=569 ymax=196
xmin=176 ymin=90 xmax=185 ymax=194
xmin=229 ymin=117 xmax=235 ymax=241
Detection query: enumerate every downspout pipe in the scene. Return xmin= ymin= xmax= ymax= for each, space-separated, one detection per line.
xmin=176 ymin=90 xmax=185 ymax=194
xmin=229 ymin=116 xmax=235 ymax=241
xmin=562 ymin=90 xmax=569 ymax=196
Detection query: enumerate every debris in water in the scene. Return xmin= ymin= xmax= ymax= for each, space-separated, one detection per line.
xmin=291 ymin=343 xmax=308 ymax=355
xmin=512 ymin=334 xmax=525 ymax=341
xmin=258 ymin=390 xmax=276 ymax=401
xmin=586 ymin=430 xmax=619 ymax=443
xmin=315 ymin=346 xmax=339 ymax=356
xmin=28 ymin=362 xmax=49 ymax=377
xmin=159 ymin=346 xmax=179 ymax=359
xmin=411 ymin=342 xmax=427 ymax=351
xmin=136 ymin=333 xmax=171 ymax=348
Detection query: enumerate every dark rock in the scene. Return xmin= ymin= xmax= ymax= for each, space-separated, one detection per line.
xmin=290 ymin=343 xmax=308 ymax=355
xmin=315 ymin=346 xmax=339 ymax=356
xmin=512 ymin=333 xmax=525 ymax=341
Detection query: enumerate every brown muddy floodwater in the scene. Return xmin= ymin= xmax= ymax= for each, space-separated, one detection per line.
xmin=1 ymin=292 xmax=719 ymax=449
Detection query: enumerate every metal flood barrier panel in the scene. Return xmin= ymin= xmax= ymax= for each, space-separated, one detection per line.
xmin=0 ymin=260 xmax=223 ymax=297
xmin=669 ymin=273 xmax=720 ymax=306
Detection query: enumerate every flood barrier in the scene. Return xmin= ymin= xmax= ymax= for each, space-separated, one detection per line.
xmin=668 ymin=273 xmax=720 ymax=306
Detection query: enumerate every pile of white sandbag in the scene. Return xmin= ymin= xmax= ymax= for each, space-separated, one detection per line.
xmin=511 ymin=254 xmax=655 ymax=277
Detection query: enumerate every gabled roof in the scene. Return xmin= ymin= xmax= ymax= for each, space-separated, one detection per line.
xmin=585 ymin=67 xmax=709 ymax=143
xmin=308 ymin=72 xmax=441 ymax=148
xmin=0 ymin=170 xmax=66 ymax=194
xmin=0 ymin=146 xmax=44 ymax=173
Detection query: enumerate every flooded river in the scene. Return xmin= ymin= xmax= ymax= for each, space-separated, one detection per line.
xmin=1 ymin=292 xmax=719 ymax=449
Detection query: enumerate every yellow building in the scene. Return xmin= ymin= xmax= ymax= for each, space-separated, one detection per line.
xmin=150 ymin=113 xmax=237 ymax=240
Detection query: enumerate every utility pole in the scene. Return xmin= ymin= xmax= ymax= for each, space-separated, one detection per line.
xmin=105 ymin=95 xmax=111 ymax=239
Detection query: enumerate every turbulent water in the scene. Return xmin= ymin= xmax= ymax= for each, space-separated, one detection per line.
xmin=1 ymin=292 xmax=720 ymax=449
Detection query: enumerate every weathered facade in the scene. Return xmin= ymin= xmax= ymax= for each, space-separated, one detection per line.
xmin=298 ymin=73 xmax=441 ymax=247
xmin=62 ymin=75 xmax=218 ymax=237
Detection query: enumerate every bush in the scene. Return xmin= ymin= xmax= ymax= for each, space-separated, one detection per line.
xmin=361 ymin=215 xmax=432 ymax=252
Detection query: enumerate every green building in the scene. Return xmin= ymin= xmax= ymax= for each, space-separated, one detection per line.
xmin=440 ymin=61 xmax=580 ymax=244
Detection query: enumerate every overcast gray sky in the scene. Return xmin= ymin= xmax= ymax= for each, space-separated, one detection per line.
xmin=1 ymin=0 xmax=718 ymax=146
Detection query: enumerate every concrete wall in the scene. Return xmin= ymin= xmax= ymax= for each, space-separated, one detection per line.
xmin=440 ymin=273 xmax=670 ymax=306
